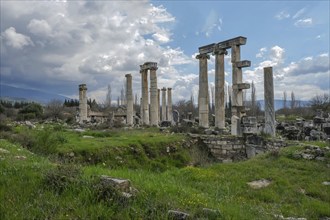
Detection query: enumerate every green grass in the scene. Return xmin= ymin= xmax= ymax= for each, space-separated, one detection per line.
xmin=1 ymin=126 xmax=330 ymax=219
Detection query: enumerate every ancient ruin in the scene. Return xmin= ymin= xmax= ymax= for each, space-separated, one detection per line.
xmin=77 ymin=84 xmax=108 ymax=123
xmin=78 ymin=84 xmax=88 ymax=122
xmin=197 ymin=36 xmax=251 ymax=134
xmin=263 ymin=67 xmax=275 ymax=136
xmin=125 ymin=74 xmax=134 ymax=126
xmin=161 ymin=87 xmax=167 ymax=121
xmin=140 ymin=62 xmax=159 ymax=126
xmin=167 ymin=88 xmax=173 ymax=123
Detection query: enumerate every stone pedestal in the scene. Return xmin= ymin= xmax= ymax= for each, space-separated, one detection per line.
xmin=149 ymin=67 xmax=159 ymax=126
xmin=140 ymin=69 xmax=149 ymax=125
xmin=167 ymin=88 xmax=173 ymax=123
xmin=79 ymin=84 xmax=88 ymax=122
xmin=196 ymin=54 xmax=210 ymax=128
xmin=125 ymin=74 xmax=133 ymax=126
xmin=263 ymin=67 xmax=275 ymax=136
xmin=214 ymin=49 xmax=227 ymax=129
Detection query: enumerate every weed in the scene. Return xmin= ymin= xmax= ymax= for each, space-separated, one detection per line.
xmin=43 ymin=164 xmax=82 ymax=194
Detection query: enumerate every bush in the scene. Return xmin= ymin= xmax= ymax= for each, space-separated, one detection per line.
xmin=43 ymin=165 xmax=82 ymax=194
xmin=92 ymin=176 xmax=132 ymax=207
xmin=18 ymin=103 xmax=43 ymax=120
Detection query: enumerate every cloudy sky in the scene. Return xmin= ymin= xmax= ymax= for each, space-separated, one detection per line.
xmin=0 ymin=0 xmax=329 ymax=104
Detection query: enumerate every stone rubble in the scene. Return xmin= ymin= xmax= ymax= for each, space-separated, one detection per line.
xmin=247 ymin=179 xmax=271 ymax=189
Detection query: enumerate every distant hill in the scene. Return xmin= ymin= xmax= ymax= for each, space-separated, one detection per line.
xmin=257 ymin=99 xmax=309 ymax=111
xmin=0 ymin=84 xmax=69 ymax=104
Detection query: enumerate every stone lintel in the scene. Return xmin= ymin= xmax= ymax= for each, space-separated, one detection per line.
xmin=196 ymin=53 xmax=210 ymax=60
xmin=217 ymin=36 xmax=247 ymax=49
xmin=236 ymin=60 xmax=251 ymax=68
xmin=140 ymin=62 xmax=158 ymax=70
xmin=232 ymin=83 xmax=250 ymax=90
xmin=198 ymin=43 xmax=216 ymax=54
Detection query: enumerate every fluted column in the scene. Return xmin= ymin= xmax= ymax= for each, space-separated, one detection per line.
xmin=140 ymin=69 xmax=149 ymax=125
xmin=161 ymin=87 xmax=167 ymax=121
xmin=264 ymin=67 xmax=275 ymax=137
xmin=149 ymin=66 xmax=159 ymax=126
xmin=79 ymin=84 xmax=88 ymax=122
xmin=196 ymin=53 xmax=210 ymax=128
xmin=214 ymin=49 xmax=227 ymax=129
xmin=167 ymin=88 xmax=173 ymax=123
xmin=125 ymin=74 xmax=133 ymax=126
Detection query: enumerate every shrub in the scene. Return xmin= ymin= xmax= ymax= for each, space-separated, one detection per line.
xmin=43 ymin=164 xmax=82 ymax=194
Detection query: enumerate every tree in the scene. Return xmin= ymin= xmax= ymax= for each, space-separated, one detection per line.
xmin=309 ymin=93 xmax=330 ymax=112
xmin=105 ymin=84 xmax=112 ymax=108
xmin=291 ymin=91 xmax=296 ymax=109
xmin=45 ymin=99 xmax=64 ymax=119
xmin=18 ymin=102 xmax=43 ymax=120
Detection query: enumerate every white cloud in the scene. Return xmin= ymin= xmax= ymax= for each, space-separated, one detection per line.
xmin=244 ymin=49 xmax=329 ymax=100
xmin=201 ymin=10 xmax=222 ymax=37
xmin=269 ymin=45 xmax=285 ymax=65
xmin=292 ymin=7 xmax=306 ymax=20
xmin=0 ymin=1 xmax=190 ymax=102
xmin=256 ymin=47 xmax=267 ymax=58
xmin=27 ymin=19 xmax=52 ymax=36
xmin=275 ymin=10 xmax=290 ymax=20
xmin=294 ymin=18 xmax=313 ymax=27
xmin=1 ymin=27 xmax=34 ymax=49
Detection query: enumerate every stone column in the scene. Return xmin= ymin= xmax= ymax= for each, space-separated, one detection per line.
xmin=231 ymin=45 xmax=242 ymax=135
xmin=140 ymin=97 xmax=143 ymax=124
xmin=140 ymin=69 xmax=149 ymax=125
xmin=161 ymin=87 xmax=167 ymax=121
xmin=125 ymin=74 xmax=133 ymax=126
xmin=214 ymin=48 xmax=227 ymax=129
xmin=79 ymin=84 xmax=88 ymax=122
xmin=196 ymin=53 xmax=210 ymax=128
xmin=264 ymin=67 xmax=275 ymax=137
xmin=149 ymin=66 xmax=159 ymax=126
xmin=167 ymin=88 xmax=173 ymax=123
xmin=158 ymin=89 xmax=161 ymax=122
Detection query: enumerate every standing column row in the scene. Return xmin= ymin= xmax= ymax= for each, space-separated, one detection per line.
xmin=140 ymin=62 xmax=159 ymax=126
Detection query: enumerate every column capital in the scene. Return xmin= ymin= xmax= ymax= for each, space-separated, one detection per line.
xmin=161 ymin=87 xmax=167 ymax=91
xmin=196 ymin=53 xmax=210 ymax=60
xmin=213 ymin=48 xmax=228 ymax=56
xmin=167 ymin=87 xmax=172 ymax=91
xmin=149 ymin=66 xmax=158 ymax=71
xmin=125 ymin=73 xmax=132 ymax=78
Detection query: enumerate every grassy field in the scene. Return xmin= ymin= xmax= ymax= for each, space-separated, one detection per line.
xmin=0 ymin=125 xmax=329 ymax=219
